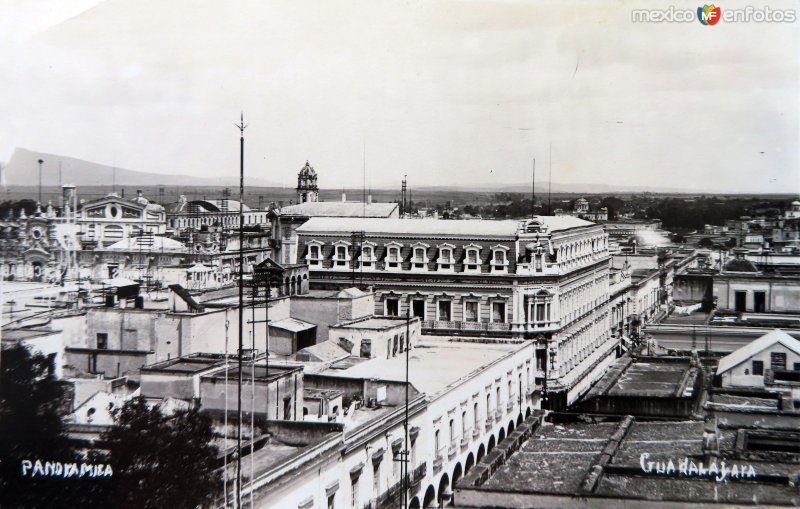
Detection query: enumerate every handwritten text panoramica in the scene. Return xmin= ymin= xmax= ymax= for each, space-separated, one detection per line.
xmin=21 ymin=460 xmax=113 ymax=479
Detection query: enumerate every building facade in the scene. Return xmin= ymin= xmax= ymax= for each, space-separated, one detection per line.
xmin=294 ymin=216 xmax=616 ymax=408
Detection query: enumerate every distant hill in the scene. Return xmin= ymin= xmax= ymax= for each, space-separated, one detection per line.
xmin=2 ymin=148 xmax=277 ymax=188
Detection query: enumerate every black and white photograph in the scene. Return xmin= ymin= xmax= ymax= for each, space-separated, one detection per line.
xmin=1 ymin=0 xmax=799 ymax=508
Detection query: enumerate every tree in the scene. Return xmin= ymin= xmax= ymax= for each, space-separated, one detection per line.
xmin=101 ymin=397 xmax=221 ymax=509
xmin=698 ymin=237 xmax=714 ymax=249
xmin=0 ymin=344 xmax=104 ymax=508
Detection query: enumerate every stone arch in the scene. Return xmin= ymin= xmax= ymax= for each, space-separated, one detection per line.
xmin=498 ymin=428 xmax=506 ymax=444
xmin=525 ymin=407 xmax=532 ymax=419
xmin=437 ymin=473 xmax=451 ymax=507
xmin=452 ymin=463 xmax=463 ymax=489
xmin=487 ymin=435 xmax=496 ymax=453
xmin=409 ymin=496 xmax=421 ymax=509
xmin=423 ymin=485 xmax=436 ymax=509
xmin=508 ymin=420 xmax=515 ymax=435
xmin=516 ymin=413 xmax=523 ymax=426
xmin=476 ymin=444 xmax=485 ymax=463
xmin=465 ymin=452 xmax=475 ymax=474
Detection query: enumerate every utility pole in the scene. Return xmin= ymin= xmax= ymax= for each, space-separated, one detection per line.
xmin=402 ymin=309 xmax=411 ymax=509
xmin=235 ymin=113 xmax=247 ymax=509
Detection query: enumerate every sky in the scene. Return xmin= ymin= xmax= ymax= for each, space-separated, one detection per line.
xmin=0 ymin=0 xmax=798 ymax=193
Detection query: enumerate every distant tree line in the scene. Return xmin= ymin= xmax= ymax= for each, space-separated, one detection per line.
xmin=643 ymin=197 xmax=789 ymax=230
xmin=0 ymin=199 xmax=38 ymax=218
xmin=419 ymin=194 xmax=791 ymax=229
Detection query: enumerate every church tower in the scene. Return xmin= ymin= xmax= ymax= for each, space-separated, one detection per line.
xmin=296 ymin=161 xmax=319 ymax=203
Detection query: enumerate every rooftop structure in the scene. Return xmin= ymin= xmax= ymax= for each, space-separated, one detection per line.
xmin=572 ymin=356 xmax=702 ymax=418
xmin=457 ymin=414 xmax=800 ymax=508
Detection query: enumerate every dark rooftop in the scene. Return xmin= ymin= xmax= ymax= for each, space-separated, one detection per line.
xmin=141 ymin=353 xmax=231 ymax=374
xmin=202 ymin=363 xmax=303 ymax=383
xmin=459 ymin=415 xmax=800 ymax=507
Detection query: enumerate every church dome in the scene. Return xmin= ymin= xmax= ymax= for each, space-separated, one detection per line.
xmin=299 ymin=161 xmax=316 ymax=178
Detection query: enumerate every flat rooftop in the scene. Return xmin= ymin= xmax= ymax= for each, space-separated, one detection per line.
xmin=326 ymin=338 xmax=523 ymax=397
xmin=582 ymin=357 xmax=697 ymax=400
xmin=462 ymin=416 xmax=800 ymax=506
xmin=661 ymin=311 xmax=711 ymax=326
xmin=142 ymin=354 xmax=231 ymax=374
xmin=1 ymin=327 xmax=59 ymax=341
xmin=298 ymin=215 xmax=594 ymax=237
xmin=202 ymin=363 xmax=302 ymax=383
xmin=607 ymin=361 xmax=692 ymax=398
xmin=333 ymin=317 xmax=408 ymax=330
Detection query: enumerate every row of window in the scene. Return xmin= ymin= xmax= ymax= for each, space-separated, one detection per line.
xmin=303 ymin=362 xmax=534 ymax=509
xmin=170 ymin=213 xmax=269 ymax=229
xmin=306 ymin=243 xmax=510 ymax=272
xmin=433 ymin=363 xmax=533 ymax=460
xmin=560 ymin=279 xmax=608 ymax=326
xmin=557 ymin=323 xmax=611 ymax=374
xmin=749 ymin=353 xmax=798 ymax=375
xmin=384 ymin=297 xmax=507 ymax=323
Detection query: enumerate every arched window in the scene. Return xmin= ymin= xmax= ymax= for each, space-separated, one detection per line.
xmin=361 ymin=246 xmax=374 ymax=267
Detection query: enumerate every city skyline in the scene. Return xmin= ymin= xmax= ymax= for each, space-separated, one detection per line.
xmin=1 ymin=0 xmax=797 ymax=193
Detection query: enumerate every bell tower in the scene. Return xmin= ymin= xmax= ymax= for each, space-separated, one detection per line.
xmin=296 ymin=161 xmax=319 ymax=203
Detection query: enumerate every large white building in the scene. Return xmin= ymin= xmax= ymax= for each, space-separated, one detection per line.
xmin=231 ymin=336 xmax=538 ymax=509
xmin=294 ymin=215 xmax=616 ymax=409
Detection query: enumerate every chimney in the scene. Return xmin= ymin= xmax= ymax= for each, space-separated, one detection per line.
xmin=342 ymin=192 xmax=346 ymax=202
xmin=137 ymin=189 xmax=143 ymax=198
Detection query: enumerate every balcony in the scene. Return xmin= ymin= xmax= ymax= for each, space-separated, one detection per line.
xmin=506 ymin=401 xmax=515 ymax=412
xmin=371 ymin=462 xmax=427 ymax=509
xmin=484 ymin=418 xmax=493 ymax=431
xmin=422 ymin=320 xmax=511 ymax=332
xmin=472 ymin=428 xmax=481 ymax=439
xmin=494 ymin=410 xmax=503 ymax=422
xmin=448 ymin=439 xmax=458 ymax=459
xmin=460 ymin=436 xmax=470 ymax=449
xmin=433 ymin=455 xmax=444 ymax=473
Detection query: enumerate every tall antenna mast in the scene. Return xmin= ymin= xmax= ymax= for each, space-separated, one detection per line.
xmin=548 ymin=142 xmax=552 ymax=215
xmin=531 ymin=158 xmax=536 ymax=217
xmin=362 ymin=139 xmax=366 ymax=218
xmin=234 ymin=112 xmax=248 ymax=509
